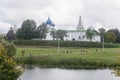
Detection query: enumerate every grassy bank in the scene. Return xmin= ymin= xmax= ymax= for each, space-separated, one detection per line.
xmin=15 ymin=47 xmax=120 ymax=68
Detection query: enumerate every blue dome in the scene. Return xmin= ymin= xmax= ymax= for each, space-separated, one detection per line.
xmin=46 ymin=17 xmax=55 ymax=27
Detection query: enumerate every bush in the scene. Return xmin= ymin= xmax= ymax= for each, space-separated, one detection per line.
xmin=1 ymin=39 xmax=16 ymax=56
xmin=13 ymin=40 xmax=119 ymax=48
xmin=0 ymin=44 xmax=22 ymax=80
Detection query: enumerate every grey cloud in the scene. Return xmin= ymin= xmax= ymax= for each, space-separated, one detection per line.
xmin=81 ymin=0 xmax=120 ymax=29
xmin=0 ymin=0 xmax=50 ymax=10
xmin=0 ymin=0 xmax=120 ymax=32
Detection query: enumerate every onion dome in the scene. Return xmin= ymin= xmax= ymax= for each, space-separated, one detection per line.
xmin=46 ymin=17 xmax=55 ymax=27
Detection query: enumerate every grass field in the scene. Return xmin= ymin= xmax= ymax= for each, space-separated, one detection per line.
xmin=15 ymin=46 xmax=120 ymax=68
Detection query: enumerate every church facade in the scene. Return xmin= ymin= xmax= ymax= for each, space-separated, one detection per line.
xmin=45 ymin=16 xmax=100 ymax=42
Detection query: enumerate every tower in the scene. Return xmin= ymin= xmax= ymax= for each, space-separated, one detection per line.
xmin=76 ymin=16 xmax=84 ymax=41
xmin=76 ymin=16 xmax=84 ymax=32
xmin=45 ymin=17 xmax=56 ymax=40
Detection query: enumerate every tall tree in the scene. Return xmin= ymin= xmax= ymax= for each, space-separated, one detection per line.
xmin=98 ymin=28 xmax=106 ymax=42
xmin=36 ymin=23 xmax=48 ymax=40
xmin=56 ymin=30 xmax=67 ymax=40
xmin=50 ymin=29 xmax=56 ymax=40
xmin=16 ymin=19 xmax=36 ymax=40
xmin=104 ymin=32 xmax=117 ymax=43
xmin=6 ymin=27 xmax=15 ymax=41
xmin=107 ymin=29 xmax=120 ymax=43
xmin=86 ymin=27 xmax=97 ymax=42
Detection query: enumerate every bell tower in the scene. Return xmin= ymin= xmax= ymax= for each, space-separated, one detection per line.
xmin=76 ymin=16 xmax=84 ymax=41
xmin=76 ymin=16 xmax=84 ymax=32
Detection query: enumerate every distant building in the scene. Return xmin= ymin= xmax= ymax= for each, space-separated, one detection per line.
xmin=45 ymin=16 xmax=100 ymax=42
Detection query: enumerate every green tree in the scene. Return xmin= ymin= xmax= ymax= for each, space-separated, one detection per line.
xmin=56 ymin=30 xmax=67 ymax=40
xmin=107 ymin=29 xmax=120 ymax=43
xmin=36 ymin=23 xmax=48 ymax=40
xmin=50 ymin=29 xmax=56 ymax=40
xmin=0 ymin=44 xmax=22 ymax=80
xmin=104 ymin=32 xmax=117 ymax=43
xmin=16 ymin=19 xmax=37 ymax=40
xmin=86 ymin=27 xmax=97 ymax=42
xmin=98 ymin=28 xmax=106 ymax=42
xmin=6 ymin=27 xmax=15 ymax=41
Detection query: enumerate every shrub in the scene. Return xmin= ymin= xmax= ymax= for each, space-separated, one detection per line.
xmin=13 ymin=40 xmax=119 ymax=48
xmin=1 ymin=39 xmax=16 ymax=56
xmin=0 ymin=44 xmax=22 ymax=80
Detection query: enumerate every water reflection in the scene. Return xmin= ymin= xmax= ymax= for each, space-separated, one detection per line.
xmin=20 ymin=67 xmax=120 ymax=80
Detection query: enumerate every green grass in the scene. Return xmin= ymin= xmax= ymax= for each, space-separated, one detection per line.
xmin=15 ymin=46 xmax=120 ymax=68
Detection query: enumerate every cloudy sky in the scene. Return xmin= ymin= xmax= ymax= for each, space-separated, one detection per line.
xmin=0 ymin=0 xmax=120 ymax=32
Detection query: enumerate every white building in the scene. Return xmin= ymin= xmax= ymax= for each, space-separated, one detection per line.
xmin=45 ymin=16 xmax=100 ymax=42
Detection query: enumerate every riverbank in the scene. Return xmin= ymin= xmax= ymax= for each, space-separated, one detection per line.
xmin=15 ymin=47 xmax=120 ymax=69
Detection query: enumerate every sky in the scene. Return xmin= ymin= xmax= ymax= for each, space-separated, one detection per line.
xmin=0 ymin=0 xmax=120 ymax=33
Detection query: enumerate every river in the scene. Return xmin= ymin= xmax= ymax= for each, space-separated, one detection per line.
xmin=20 ymin=67 xmax=120 ymax=80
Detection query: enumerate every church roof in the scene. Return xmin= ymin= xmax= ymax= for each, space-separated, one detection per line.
xmin=45 ymin=17 xmax=55 ymax=26
xmin=66 ymin=30 xmax=86 ymax=32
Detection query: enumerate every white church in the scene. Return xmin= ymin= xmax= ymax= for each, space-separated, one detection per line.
xmin=45 ymin=16 xmax=100 ymax=42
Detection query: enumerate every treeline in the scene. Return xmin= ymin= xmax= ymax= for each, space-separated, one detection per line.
xmin=14 ymin=40 xmax=119 ymax=48
xmin=99 ymin=28 xmax=120 ymax=43
xmin=6 ymin=19 xmax=120 ymax=43
xmin=6 ymin=19 xmax=67 ymax=41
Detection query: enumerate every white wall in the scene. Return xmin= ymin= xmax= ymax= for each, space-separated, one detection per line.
xmin=46 ymin=31 xmax=101 ymax=42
